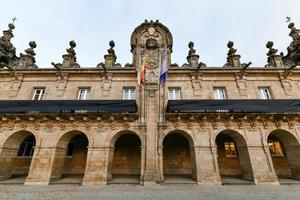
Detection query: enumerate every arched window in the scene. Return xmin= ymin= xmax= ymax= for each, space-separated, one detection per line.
xmin=268 ymin=135 xmax=285 ymax=156
xmin=17 ymin=135 xmax=36 ymax=157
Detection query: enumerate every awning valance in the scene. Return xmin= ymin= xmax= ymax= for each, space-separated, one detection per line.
xmin=0 ymin=100 xmax=137 ymax=114
xmin=167 ymin=100 xmax=300 ymax=114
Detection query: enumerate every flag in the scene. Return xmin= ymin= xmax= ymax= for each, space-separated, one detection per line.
xmin=137 ymin=53 xmax=147 ymax=86
xmin=159 ymin=47 xmax=168 ymax=85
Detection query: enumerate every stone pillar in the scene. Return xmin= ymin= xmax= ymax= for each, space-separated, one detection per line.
xmin=192 ymin=129 xmax=221 ymax=185
xmin=245 ymin=129 xmax=279 ymax=185
xmin=273 ymin=55 xmax=284 ymax=68
xmin=286 ymin=146 xmax=300 ymax=179
xmin=158 ymin=145 xmax=164 ymax=182
xmin=140 ymin=145 xmax=146 ymax=184
xmin=246 ymin=145 xmax=279 ymax=184
xmin=0 ymin=148 xmax=18 ymax=180
xmin=194 ymin=146 xmax=221 ymax=185
xmin=143 ymin=84 xmax=160 ymax=184
xmin=82 ymin=147 xmax=110 ymax=185
xmin=25 ymin=147 xmax=58 ymax=185
xmin=232 ymin=54 xmax=241 ymax=68
xmin=187 ymin=54 xmax=199 ymax=68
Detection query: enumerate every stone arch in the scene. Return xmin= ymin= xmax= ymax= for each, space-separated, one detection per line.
xmin=266 ymin=129 xmax=300 ymax=180
xmin=215 ymin=129 xmax=254 ymax=182
xmin=108 ymin=129 xmax=143 ymax=184
xmin=50 ymin=130 xmax=89 ymax=183
xmin=0 ymin=130 xmax=37 ymax=181
xmin=109 ymin=129 xmax=145 ymax=148
xmin=161 ymin=129 xmax=197 ymax=182
xmin=160 ymin=129 xmax=195 ymax=147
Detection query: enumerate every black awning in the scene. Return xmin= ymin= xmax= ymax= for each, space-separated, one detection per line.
xmin=0 ymin=100 xmax=137 ymax=114
xmin=167 ymin=99 xmax=300 ymax=113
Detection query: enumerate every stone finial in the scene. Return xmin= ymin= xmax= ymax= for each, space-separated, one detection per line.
xmin=186 ymin=41 xmax=198 ymax=67
xmin=0 ymin=22 xmax=17 ymax=69
xmin=52 ymin=40 xmax=80 ymax=69
xmin=265 ymin=41 xmax=284 ymax=68
xmin=224 ymin=41 xmax=239 ymax=67
xmin=184 ymin=41 xmax=206 ymax=68
xmin=223 ymin=41 xmax=251 ymax=68
xmin=16 ymin=41 xmax=38 ymax=68
xmin=104 ymin=40 xmax=118 ymax=68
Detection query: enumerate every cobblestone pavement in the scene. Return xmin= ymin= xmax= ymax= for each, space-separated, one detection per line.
xmin=0 ymin=184 xmax=300 ymax=200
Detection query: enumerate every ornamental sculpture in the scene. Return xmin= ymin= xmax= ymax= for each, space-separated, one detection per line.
xmin=183 ymin=41 xmax=206 ymax=69
xmin=265 ymin=41 xmax=284 ymax=68
xmin=223 ymin=41 xmax=251 ymax=68
xmin=0 ymin=23 xmax=17 ymax=69
xmin=52 ymin=40 xmax=80 ymax=69
xmin=283 ymin=21 xmax=300 ymax=68
xmin=16 ymin=41 xmax=38 ymax=68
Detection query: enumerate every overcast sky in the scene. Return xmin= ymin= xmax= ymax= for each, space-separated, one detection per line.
xmin=0 ymin=0 xmax=299 ymax=68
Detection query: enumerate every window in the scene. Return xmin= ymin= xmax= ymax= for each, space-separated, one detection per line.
xmin=17 ymin=136 xmax=35 ymax=157
xmin=123 ymin=88 xmax=136 ymax=100
xmin=168 ymin=88 xmax=181 ymax=100
xmin=78 ymin=88 xmax=91 ymax=100
xmin=259 ymin=87 xmax=271 ymax=99
xmin=32 ymin=88 xmax=45 ymax=100
xmin=268 ymin=139 xmax=284 ymax=156
xmin=224 ymin=141 xmax=237 ymax=157
xmin=67 ymin=142 xmax=75 ymax=157
xmin=213 ymin=87 xmax=226 ymax=99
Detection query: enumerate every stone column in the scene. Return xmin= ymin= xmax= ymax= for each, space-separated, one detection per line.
xmin=0 ymin=148 xmax=19 ymax=180
xmin=25 ymin=147 xmax=58 ymax=185
xmin=194 ymin=146 xmax=221 ymax=185
xmin=193 ymin=129 xmax=221 ymax=185
xmin=140 ymin=145 xmax=146 ymax=184
xmin=245 ymin=129 xmax=279 ymax=185
xmin=82 ymin=147 xmax=111 ymax=185
xmin=246 ymin=145 xmax=279 ymax=184
xmin=143 ymin=84 xmax=160 ymax=184
xmin=286 ymin=146 xmax=300 ymax=179
xmin=158 ymin=145 xmax=164 ymax=182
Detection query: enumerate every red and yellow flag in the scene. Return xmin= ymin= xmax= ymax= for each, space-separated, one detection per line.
xmin=138 ymin=53 xmax=147 ymax=86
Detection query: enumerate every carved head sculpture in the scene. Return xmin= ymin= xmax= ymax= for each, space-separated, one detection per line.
xmin=146 ymin=38 xmax=158 ymax=49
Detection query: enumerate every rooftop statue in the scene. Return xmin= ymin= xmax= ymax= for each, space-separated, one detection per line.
xmin=223 ymin=41 xmax=251 ymax=68
xmin=265 ymin=41 xmax=284 ymax=68
xmin=283 ymin=20 xmax=300 ymax=67
xmin=52 ymin=40 xmax=80 ymax=69
xmin=16 ymin=41 xmax=38 ymax=68
xmin=107 ymin=40 xmax=117 ymax=62
xmin=184 ymin=41 xmax=206 ymax=68
xmin=0 ymin=23 xmax=17 ymax=69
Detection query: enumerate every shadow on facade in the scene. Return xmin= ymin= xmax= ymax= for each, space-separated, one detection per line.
xmin=162 ymin=131 xmax=197 ymax=183
xmin=268 ymin=129 xmax=300 ymax=182
xmin=50 ymin=131 xmax=88 ymax=184
xmin=0 ymin=131 xmax=36 ymax=184
xmin=108 ymin=132 xmax=141 ymax=184
xmin=215 ymin=130 xmax=254 ymax=184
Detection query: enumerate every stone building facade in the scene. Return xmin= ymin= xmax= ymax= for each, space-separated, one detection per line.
xmin=0 ymin=20 xmax=299 ymax=186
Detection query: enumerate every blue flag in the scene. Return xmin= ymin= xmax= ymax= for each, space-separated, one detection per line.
xmin=159 ymin=47 xmax=168 ymax=85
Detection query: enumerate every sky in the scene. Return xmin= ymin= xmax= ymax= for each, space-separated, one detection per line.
xmin=0 ymin=0 xmax=299 ymax=68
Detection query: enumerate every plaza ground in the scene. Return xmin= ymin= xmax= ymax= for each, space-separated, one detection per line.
xmin=0 ymin=185 xmax=300 ymax=200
